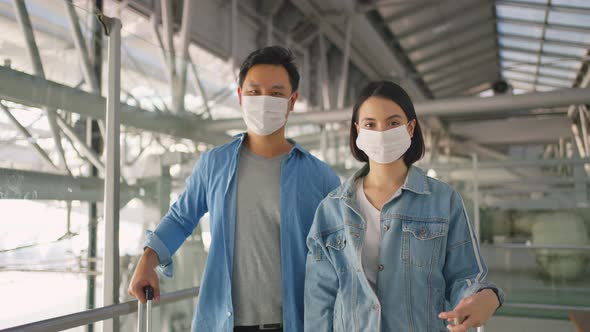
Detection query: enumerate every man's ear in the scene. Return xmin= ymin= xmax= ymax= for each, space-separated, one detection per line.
xmin=237 ymin=87 xmax=243 ymax=106
xmin=288 ymin=91 xmax=299 ymax=112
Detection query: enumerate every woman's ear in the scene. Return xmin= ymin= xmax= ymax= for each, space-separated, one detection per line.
xmin=408 ymin=119 xmax=416 ymax=138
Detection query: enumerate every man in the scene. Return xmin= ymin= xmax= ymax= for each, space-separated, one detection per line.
xmin=128 ymin=46 xmax=340 ymax=332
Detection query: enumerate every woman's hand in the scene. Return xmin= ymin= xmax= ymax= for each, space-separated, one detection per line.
xmin=438 ymin=289 xmax=500 ymax=332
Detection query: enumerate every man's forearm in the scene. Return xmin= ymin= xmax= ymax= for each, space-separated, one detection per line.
xmin=142 ymin=247 xmax=161 ymax=269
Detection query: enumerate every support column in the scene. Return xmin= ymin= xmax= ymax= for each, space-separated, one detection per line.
xmin=472 ymin=154 xmax=481 ymax=242
xmin=318 ymin=29 xmax=331 ymax=111
xmin=336 ymin=16 xmax=352 ymax=110
xmin=99 ymin=14 xmax=122 ymax=332
xmin=580 ymin=107 xmax=590 ymax=157
xmin=175 ymin=0 xmax=194 ymax=113
xmin=86 ymin=2 xmax=104 ymax=331
xmin=266 ymin=16 xmax=273 ymax=46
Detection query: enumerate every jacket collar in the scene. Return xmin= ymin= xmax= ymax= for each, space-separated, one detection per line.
xmin=330 ymin=164 xmax=431 ymax=200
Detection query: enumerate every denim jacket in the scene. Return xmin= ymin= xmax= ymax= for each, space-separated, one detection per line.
xmin=304 ymin=165 xmax=504 ymax=332
xmin=145 ymin=134 xmax=340 ymax=332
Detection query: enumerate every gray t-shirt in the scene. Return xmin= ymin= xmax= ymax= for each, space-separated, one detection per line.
xmin=232 ymin=147 xmax=286 ymax=326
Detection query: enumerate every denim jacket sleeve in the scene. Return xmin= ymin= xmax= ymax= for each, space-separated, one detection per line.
xmin=304 ymin=202 xmax=339 ymax=332
xmin=443 ymin=190 xmax=505 ymax=309
xmin=143 ymin=151 xmax=210 ymax=277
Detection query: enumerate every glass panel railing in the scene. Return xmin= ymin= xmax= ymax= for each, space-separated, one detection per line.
xmin=482 ymin=244 xmax=590 ymax=319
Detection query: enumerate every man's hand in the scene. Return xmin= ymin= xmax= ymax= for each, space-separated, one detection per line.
xmin=128 ymin=247 xmax=161 ymax=304
xmin=439 ymin=289 xmax=500 ymax=332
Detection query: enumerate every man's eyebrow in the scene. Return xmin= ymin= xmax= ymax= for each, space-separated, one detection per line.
xmin=246 ymin=82 xmax=261 ymax=87
xmin=271 ymin=84 xmax=285 ymax=89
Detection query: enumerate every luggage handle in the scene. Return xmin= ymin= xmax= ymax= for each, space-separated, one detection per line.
xmin=137 ymin=286 xmax=154 ymax=332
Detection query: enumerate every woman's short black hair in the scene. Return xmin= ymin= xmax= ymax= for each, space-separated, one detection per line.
xmin=350 ymin=81 xmax=425 ymax=166
xmin=238 ymin=46 xmax=300 ymax=92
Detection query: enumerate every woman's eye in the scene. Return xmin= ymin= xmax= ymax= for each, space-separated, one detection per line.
xmin=364 ymin=123 xmax=373 ymax=128
xmin=391 ymin=122 xmax=400 ymax=127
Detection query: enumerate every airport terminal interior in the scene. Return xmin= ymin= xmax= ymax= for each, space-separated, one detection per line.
xmin=0 ymin=0 xmax=589 ymax=331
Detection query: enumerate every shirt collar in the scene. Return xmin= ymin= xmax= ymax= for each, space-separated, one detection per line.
xmin=232 ymin=132 xmax=308 ymax=156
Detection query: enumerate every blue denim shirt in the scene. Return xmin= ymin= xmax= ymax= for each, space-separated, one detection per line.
xmin=144 ymin=133 xmax=340 ymax=332
xmin=305 ymin=165 xmax=504 ymax=332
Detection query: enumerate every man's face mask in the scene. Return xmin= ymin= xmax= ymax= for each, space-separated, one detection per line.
xmin=241 ymin=95 xmax=292 ymax=136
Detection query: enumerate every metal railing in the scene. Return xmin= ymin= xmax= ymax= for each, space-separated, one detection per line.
xmin=503 ymin=303 xmax=590 ymax=312
xmin=1 ymin=287 xmax=199 ymax=332
xmin=484 ymin=244 xmax=590 ymax=250
xmin=3 ymin=286 xmax=590 ymax=331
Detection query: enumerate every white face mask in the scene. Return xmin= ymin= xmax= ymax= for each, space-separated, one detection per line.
xmin=356 ymin=125 xmax=411 ymax=164
xmin=241 ymin=95 xmax=291 ymax=136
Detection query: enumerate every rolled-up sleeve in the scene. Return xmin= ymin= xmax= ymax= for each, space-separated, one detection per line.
xmin=444 ymin=190 xmax=504 ymax=309
xmin=144 ymin=230 xmax=174 ymax=277
xmin=143 ymin=152 xmax=210 ymax=278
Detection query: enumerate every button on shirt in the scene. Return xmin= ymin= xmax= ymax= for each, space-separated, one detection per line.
xmin=355 ymin=177 xmax=405 ymax=291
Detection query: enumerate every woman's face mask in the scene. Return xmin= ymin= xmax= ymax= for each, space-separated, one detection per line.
xmin=354 ymin=96 xmax=415 ymax=164
xmin=355 ymin=124 xmax=411 ymax=164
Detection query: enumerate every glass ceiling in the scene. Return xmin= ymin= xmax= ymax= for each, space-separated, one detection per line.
xmin=376 ymin=0 xmax=589 ymax=97
xmin=496 ymin=0 xmax=590 ymax=92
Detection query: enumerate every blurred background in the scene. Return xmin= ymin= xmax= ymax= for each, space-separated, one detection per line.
xmin=0 ymin=0 xmax=589 ymax=331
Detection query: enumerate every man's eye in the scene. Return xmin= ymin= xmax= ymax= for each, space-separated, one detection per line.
xmin=272 ymin=92 xmax=283 ymax=96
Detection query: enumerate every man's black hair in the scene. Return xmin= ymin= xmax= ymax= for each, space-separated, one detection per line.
xmin=238 ymin=46 xmax=300 ymax=92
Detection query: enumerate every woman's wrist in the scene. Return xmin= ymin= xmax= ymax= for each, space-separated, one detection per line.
xmin=478 ymin=288 xmax=501 ymax=310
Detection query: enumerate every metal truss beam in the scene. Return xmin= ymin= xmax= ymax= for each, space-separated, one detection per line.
xmin=207 ymin=86 xmax=590 ymax=130
xmin=4 ymin=65 xmax=589 ymax=132
xmin=0 ymin=67 xmax=229 ymax=145
xmin=0 ymin=167 xmax=139 ymax=203
xmin=0 ymin=102 xmax=58 ymax=170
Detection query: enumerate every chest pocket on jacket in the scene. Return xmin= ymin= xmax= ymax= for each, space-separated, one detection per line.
xmin=402 ymin=220 xmax=447 ymax=268
xmin=323 ymin=229 xmax=348 ymax=272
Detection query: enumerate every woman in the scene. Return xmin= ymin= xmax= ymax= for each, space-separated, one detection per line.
xmin=304 ymin=81 xmax=503 ymax=332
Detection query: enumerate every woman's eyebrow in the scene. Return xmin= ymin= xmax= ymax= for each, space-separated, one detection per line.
xmin=360 ymin=115 xmax=402 ymax=121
